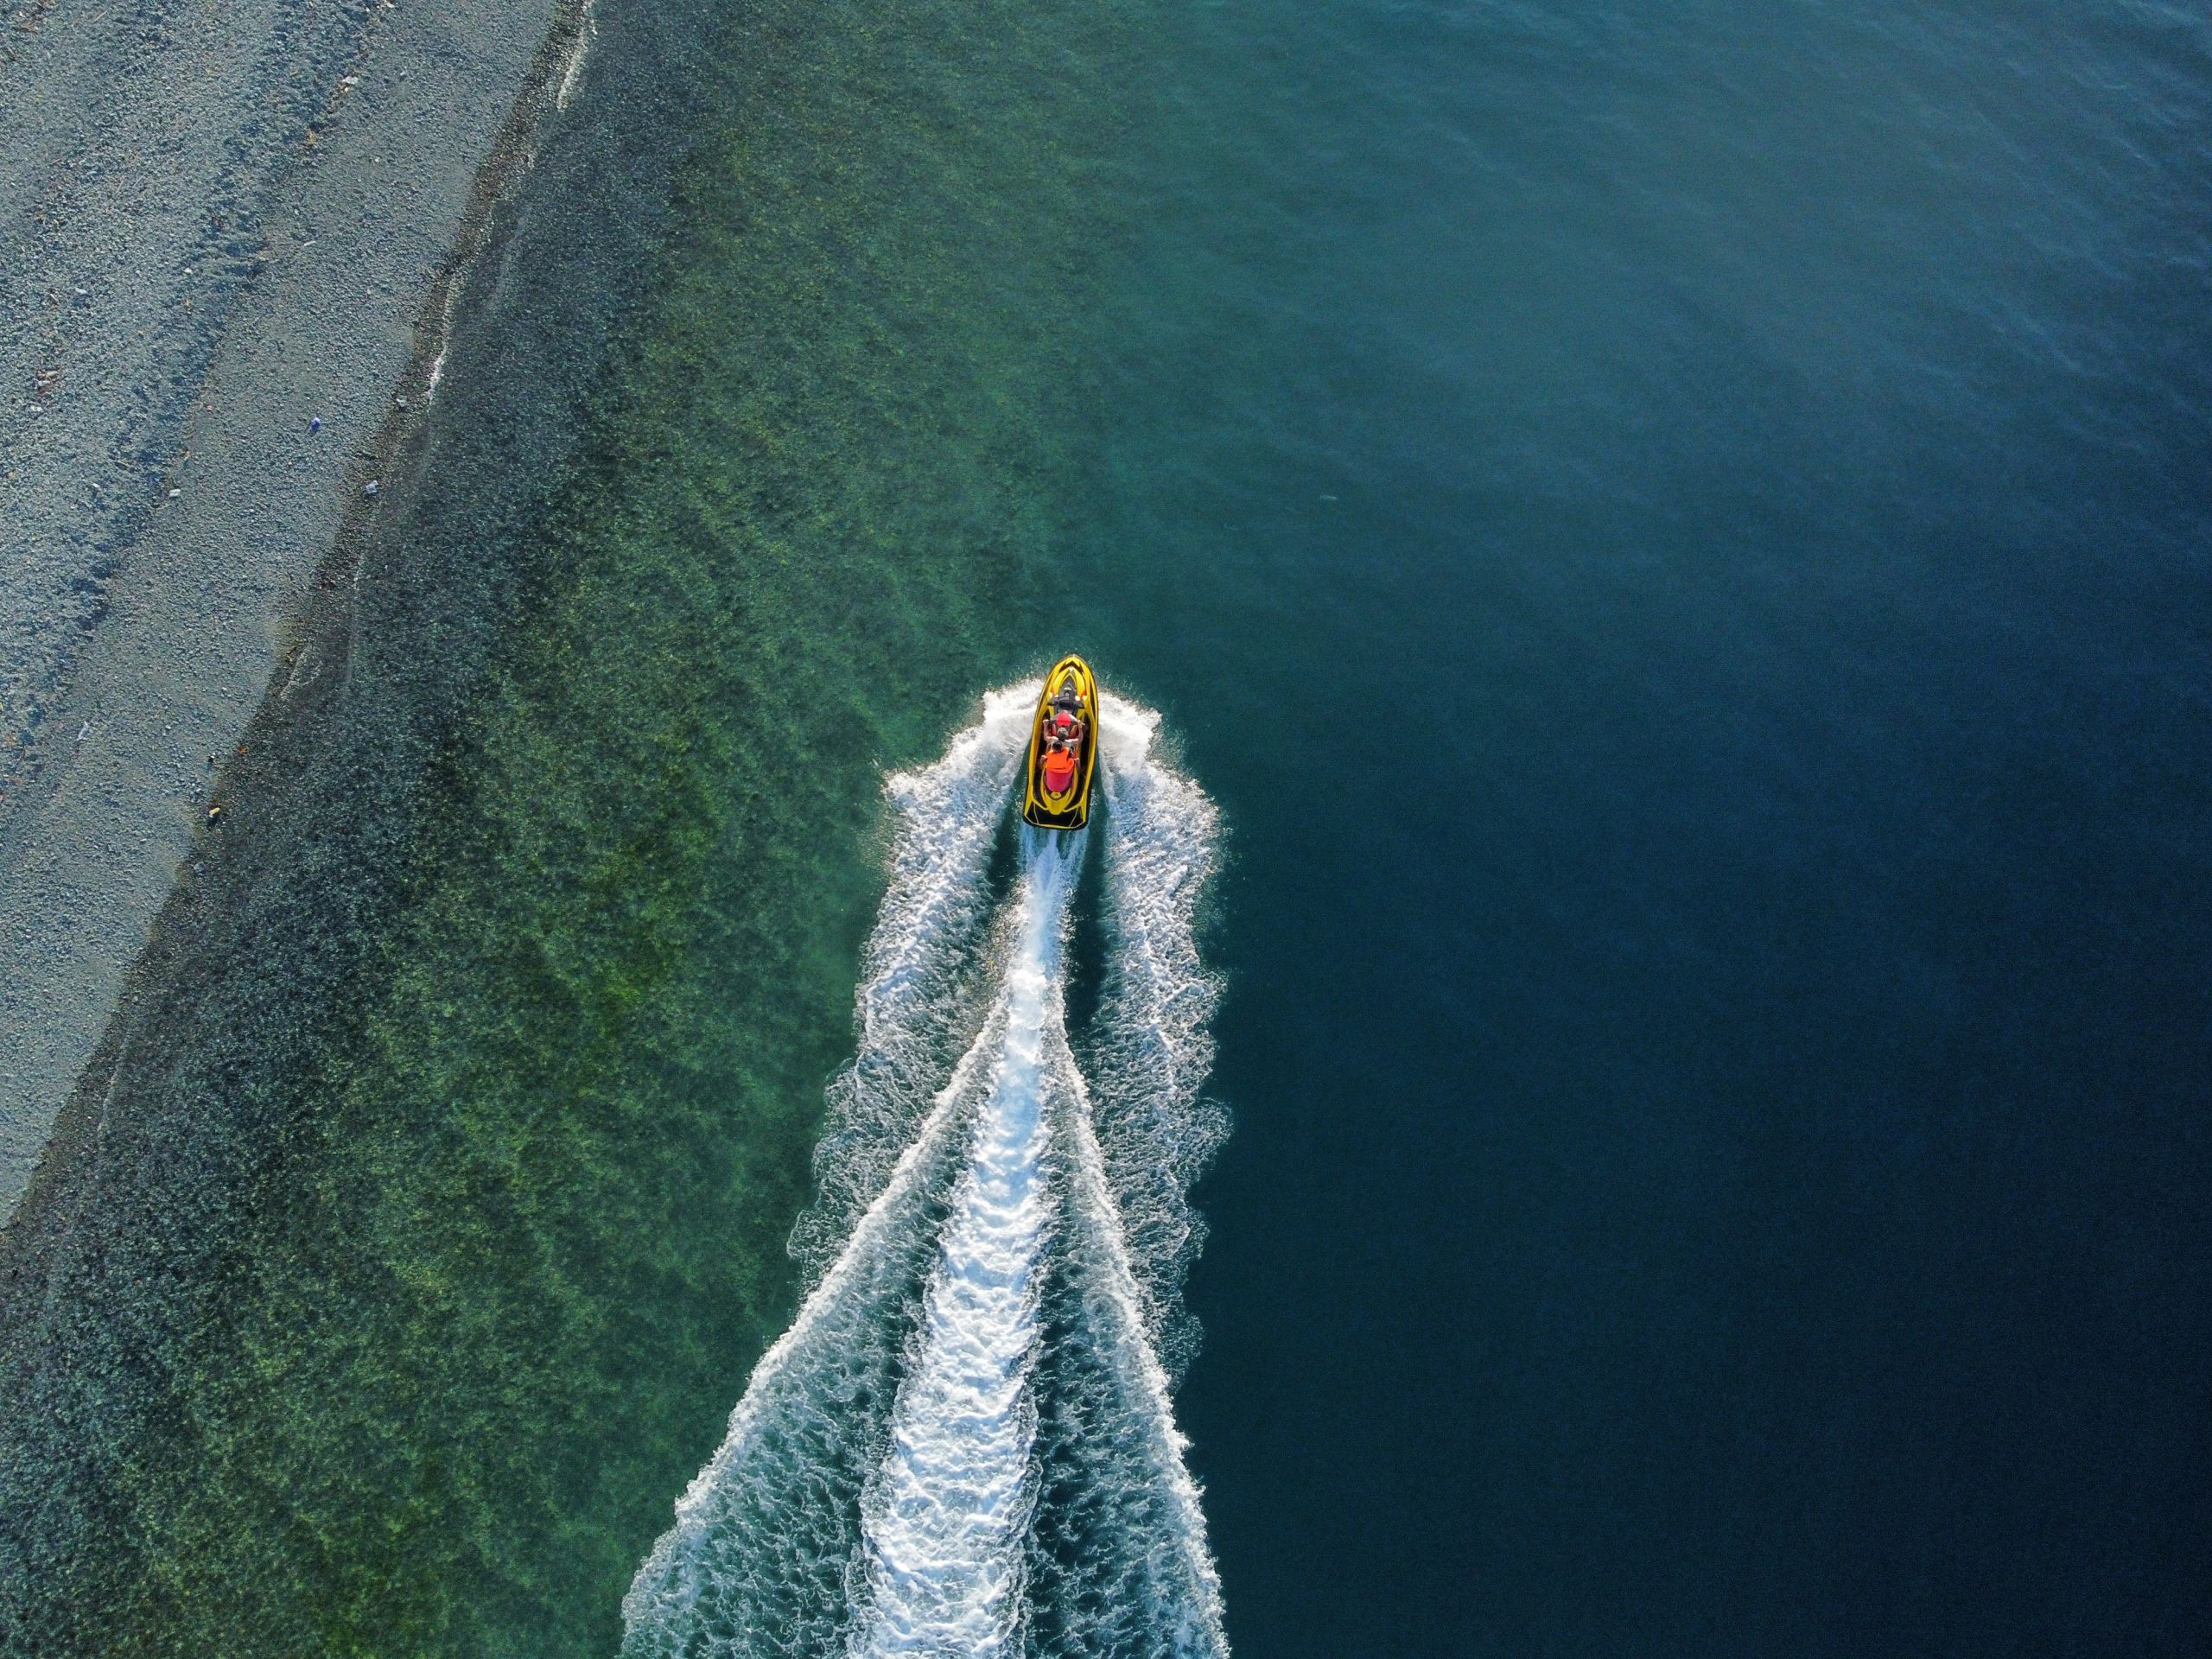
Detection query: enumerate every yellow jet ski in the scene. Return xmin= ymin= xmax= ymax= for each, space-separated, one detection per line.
xmin=1021 ymin=655 xmax=1100 ymax=830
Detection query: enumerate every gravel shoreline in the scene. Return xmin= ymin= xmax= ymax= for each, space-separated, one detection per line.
xmin=0 ymin=0 xmax=719 ymax=1623
xmin=0 ymin=0 xmax=576 ymax=1220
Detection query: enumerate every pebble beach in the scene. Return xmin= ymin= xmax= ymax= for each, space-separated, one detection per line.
xmin=0 ymin=0 xmax=575 ymax=1217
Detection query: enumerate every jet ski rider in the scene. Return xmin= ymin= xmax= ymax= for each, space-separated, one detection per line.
xmin=1041 ymin=684 xmax=1085 ymax=791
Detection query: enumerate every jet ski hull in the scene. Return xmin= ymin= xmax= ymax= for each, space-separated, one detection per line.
xmin=1021 ymin=655 xmax=1099 ymax=830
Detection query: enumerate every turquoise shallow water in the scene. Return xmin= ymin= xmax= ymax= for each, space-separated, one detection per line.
xmin=3 ymin=0 xmax=2210 ymax=1654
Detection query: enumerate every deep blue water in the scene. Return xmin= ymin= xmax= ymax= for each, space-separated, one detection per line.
xmin=1062 ymin=1 xmax=2212 ymax=1650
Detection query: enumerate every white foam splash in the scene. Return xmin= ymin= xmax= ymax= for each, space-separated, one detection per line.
xmin=849 ymin=833 xmax=1078 ymax=1658
xmin=791 ymin=685 xmax=1035 ymax=1278
xmin=1085 ymin=696 xmax=1227 ymax=1378
xmin=1050 ymin=1065 xmax=1229 ymax=1657
xmin=623 ymin=683 xmax=1229 ymax=1659
xmin=621 ymin=694 xmax=1034 ymax=1658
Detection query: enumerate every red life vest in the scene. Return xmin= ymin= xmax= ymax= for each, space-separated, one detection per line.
xmin=1042 ymin=747 xmax=1077 ymax=791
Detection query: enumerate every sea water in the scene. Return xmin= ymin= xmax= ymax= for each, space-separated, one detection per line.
xmin=0 ymin=1 xmax=2205 ymax=1656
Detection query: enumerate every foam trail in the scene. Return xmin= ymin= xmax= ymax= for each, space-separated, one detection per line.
xmin=1085 ymin=696 xmax=1226 ymax=1377
xmin=1019 ymin=704 xmax=1229 ymax=1659
xmin=625 ymin=684 xmax=1230 ymax=1659
xmin=622 ymin=694 xmax=1034 ymax=1658
xmin=849 ymin=831 xmax=1078 ymax=1657
xmin=1022 ymin=1074 xmax=1227 ymax=1659
xmin=791 ymin=686 xmax=1036 ymax=1277
xmin=616 ymin=975 xmax=991 ymax=1656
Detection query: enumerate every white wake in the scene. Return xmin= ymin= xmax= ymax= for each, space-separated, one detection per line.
xmin=849 ymin=832 xmax=1077 ymax=1657
xmin=622 ymin=684 xmax=1228 ymax=1659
